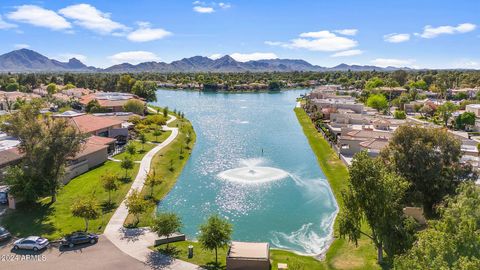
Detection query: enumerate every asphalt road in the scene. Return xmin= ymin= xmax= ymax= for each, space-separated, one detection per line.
xmin=0 ymin=235 xmax=153 ymax=270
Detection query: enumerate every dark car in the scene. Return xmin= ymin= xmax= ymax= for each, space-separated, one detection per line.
xmin=61 ymin=231 xmax=98 ymax=248
xmin=0 ymin=227 xmax=11 ymax=241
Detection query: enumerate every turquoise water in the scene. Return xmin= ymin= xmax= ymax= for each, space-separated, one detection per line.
xmin=152 ymin=89 xmax=338 ymax=255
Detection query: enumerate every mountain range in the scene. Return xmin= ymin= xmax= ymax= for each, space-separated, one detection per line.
xmin=0 ymin=49 xmax=409 ymax=73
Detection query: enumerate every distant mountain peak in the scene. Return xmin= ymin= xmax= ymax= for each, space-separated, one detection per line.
xmin=0 ymin=49 xmax=411 ymax=73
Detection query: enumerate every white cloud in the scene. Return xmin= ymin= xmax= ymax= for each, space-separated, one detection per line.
xmin=331 ymin=49 xmax=363 ymax=57
xmin=108 ymin=51 xmax=160 ymax=64
xmin=193 ymin=6 xmax=215 ymax=13
xmin=218 ymin=2 xmax=232 ymax=9
xmin=371 ymin=58 xmax=415 ymax=67
xmin=14 ymin=44 xmax=29 ymax=49
xmin=7 ymin=5 xmax=71 ymax=31
xmin=0 ymin=15 xmax=17 ymax=29
xmin=209 ymin=53 xmax=223 ymax=60
xmin=127 ymin=22 xmax=172 ymax=42
xmin=384 ymin=33 xmax=410 ymax=43
xmin=230 ymin=52 xmax=278 ymax=62
xmin=267 ymin=30 xmax=358 ymax=52
xmin=452 ymin=59 xmax=480 ymax=69
xmin=57 ymin=53 xmax=87 ymax=62
xmin=335 ymin=29 xmax=358 ymax=36
xmin=59 ymin=4 xmax=127 ymax=34
xmin=416 ymin=23 xmax=476 ymax=38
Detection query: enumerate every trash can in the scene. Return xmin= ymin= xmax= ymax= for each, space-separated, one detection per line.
xmin=188 ymin=245 xmax=194 ymax=258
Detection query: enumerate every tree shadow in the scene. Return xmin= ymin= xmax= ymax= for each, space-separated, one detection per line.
xmin=119 ymin=176 xmax=132 ymax=183
xmin=100 ymin=201 xmax=117 ymax=213
xmin=156 ymin=245 xmax=181 ymax=257
xmin=202 ymin=262 xmax=226 ymax=270
xmin=1 ymin=202 xmax=56 ymax=238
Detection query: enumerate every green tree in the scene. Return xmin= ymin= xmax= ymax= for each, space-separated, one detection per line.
xmin=117 ymin=74 xmax=135 ymax=92
xmin=394 ymin=183 xmax=480 ymax=270
xmin=120 ymin=156 xmax=134 ymax=180
xmin=268 ymin=81 xmax=283 ymax=91
xmin=125 ymin=143 xmax=136 ymax=155
xmin=455 ymin=111 xmax=476 ymax=130
xmin=101 ymin=172 xmax=118 ymax=204
xmin=138 ymin=132 xmax=147 ymax=151
xmin=437 ymin=101 xmax=458 ymax=126
xmin=71 ymin=197 xmax=100 ymax=231
xmin=125 ymin=190 xmax=147 ymax=226
xmin=365 ymin=77 xmax=385 ymax=90
xmin=163 ymin=107 xmax=168 ymax=118
xmin=46 ymin=83 xmax=57 ymax=95
xmin=5 ymin=82 xmax=19 ymax=92
xmin=381 ymin=126 xmax=475 ymax=216
xmin=338 ymin=151 xmax=411 ymax=264
xmin=2 ymin=102 xmax=85 ymax=203
xmin=63 ymin=83 xmax=76 ymax=90
xmin=198 ymin=215 xmax=233 ymax=264
xmin=367 ymin=94 xmax=388 ymax=112
xmin=145 ymin=170 xmax=162 ymax=198
xmin=153 ymin=129 xmax=162 ymax=142
xmin=132 ymin=80 xmax=157 ymax=102
xmin=393 ymin=110 xmax=406 ymax=119
xmin=152 ymin=212 xmax=182 ymax=248
xmin=85 ymin=99 xmax=105 ymax=113
xmin=123 ymin=99 xmax=145 ymax=115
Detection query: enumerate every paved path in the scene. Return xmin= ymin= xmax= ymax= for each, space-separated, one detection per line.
xmin=104 ymin=113 xmax=201 ymax=270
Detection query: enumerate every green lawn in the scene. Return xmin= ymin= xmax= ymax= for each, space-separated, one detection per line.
xmin=293 ymin=108 xmax=379 ymax=270
xmin=115 ymin=140 xmax=158 ymax=161
xmin=1 ymin=159 xmax=140 ymax=240
xmin=153 ymin=241 xmax=228 ymax=270
xmin=125 ymin=116 xmax=196 ymax=227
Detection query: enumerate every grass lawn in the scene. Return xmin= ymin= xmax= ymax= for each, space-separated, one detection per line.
xmin=0 ymin=134 xmax=173 ymax=240
xmin=115 ymin=140 xmax=159 ymax=161
xmin=1 ymin=159 xmax=140 ymax=240
xmin=153 ymin=240 xmax=227 ymax=270
xmin=143 ymin=129 xmax=172 ymax=143
xmin=293 ymin=108 xmax=379 ymax=270
xmin=125 ymin=115 xmax=196 ymax=227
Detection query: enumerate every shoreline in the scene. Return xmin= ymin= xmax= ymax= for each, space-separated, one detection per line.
xmin=156 ymin=86 xmax=313 ymax=93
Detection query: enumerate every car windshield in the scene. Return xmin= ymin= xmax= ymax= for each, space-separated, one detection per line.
xmin=0 ymin=228 xmax=6 ymax=234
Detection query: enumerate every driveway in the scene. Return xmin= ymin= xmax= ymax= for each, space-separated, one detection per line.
xmin=0 ymin=236 xmax=153 ymax=270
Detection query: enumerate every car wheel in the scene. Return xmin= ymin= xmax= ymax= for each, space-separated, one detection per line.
xmin=90 ymin=239 xmax=96 ymax=244
xmin=33 ymin=247 xmax=38 ymax=251
xmin=69 ymin=243 xmax=74 ymax=248
xmin=13 ymin=245 xmax=19 ymax=250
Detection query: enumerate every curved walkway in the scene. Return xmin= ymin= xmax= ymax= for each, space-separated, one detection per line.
xmin=104 ymin=114 xmax=201 ymax=270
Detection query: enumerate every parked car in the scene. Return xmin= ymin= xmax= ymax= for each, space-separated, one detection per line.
xmin=0 ymin=227 xmax=11 ymax=241
xmin=61 ymin=231 xmax=98 ymax=248
xmin=13 ymin=236 xmax=49 ymax=251
xmin=0 ymin=186 xmax=9 ymax=204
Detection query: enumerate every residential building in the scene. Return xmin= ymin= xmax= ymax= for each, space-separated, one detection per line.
xmin=79 ymin=92 xmax=146 ymax=113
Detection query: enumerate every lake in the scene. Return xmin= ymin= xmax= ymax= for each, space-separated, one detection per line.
xmin=152 ymin=89 xmax=338 ymax=255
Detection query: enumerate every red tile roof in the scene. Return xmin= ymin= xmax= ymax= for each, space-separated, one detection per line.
xmin=73 ymin=136 xmax=114 ymax=159
xmin=0 ymin=147 xmax=23 ymax=168
xmin=69 ymin=114 xmax=123 ymax=134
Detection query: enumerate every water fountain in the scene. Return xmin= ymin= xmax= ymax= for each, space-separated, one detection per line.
xmin=217 ymin=158 xmax=290 ymax=184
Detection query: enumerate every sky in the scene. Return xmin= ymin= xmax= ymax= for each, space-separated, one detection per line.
xmin=0 ymin=0 xmax=479 ymax=69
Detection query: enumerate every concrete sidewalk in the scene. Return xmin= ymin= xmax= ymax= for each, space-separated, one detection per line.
xmin=104 ymin=114 xmax=201 ymax=270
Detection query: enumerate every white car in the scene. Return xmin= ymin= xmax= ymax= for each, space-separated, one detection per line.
xmin=13 ymin=236 xmax=49 ymax=251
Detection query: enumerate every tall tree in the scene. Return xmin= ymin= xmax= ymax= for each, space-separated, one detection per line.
xmin=125 ymin=190 xmax=147 ymax=226
xmin=101 ymin=172 xmax=118 ymax=204
xmin=198 ymin=215 xmax=233 ymax=264
xmin=380 ymin=126 xmax=475 ymax=216
xmin=71 ymin=197 xmax=100 ymax=231
xmin=367 ymin=94 xmax=388 ymax=112
xmin=2 ymin=101 xmax=86 ymax=203
xmin=152 ymin=212 xmax=182 ymax=248
xmin=436 ymin=101 xmax=458 ymax=126
xmin=394 ymin=183 xmax=480 ymax=270
xmin=338 ymin=151 xmax=411 ymax=264
xmin=120 ymin=156 xmax=134 ymax=180
xmin=145 ymin=170 xmax=162 ymax=198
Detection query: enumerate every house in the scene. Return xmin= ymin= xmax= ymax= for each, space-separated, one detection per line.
xmin=79 ymin=92 xmax=146 ymax=113
xmin=226 ymin=242 xmax=270 ymax=270
xmin=338 ymin=128 xmax=392 ymax=158
xmin=0 ymin=91 xmax=41 ymax=111
xmin=64 ymin=136 xmax=116 ymax=182
xmin=54 ymin=111 xmax=128 ymax=140
xmin=311 ymin=98 xmax=364 ymax=114
xmin=465 ymin=104 xmax=480 ymax=118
